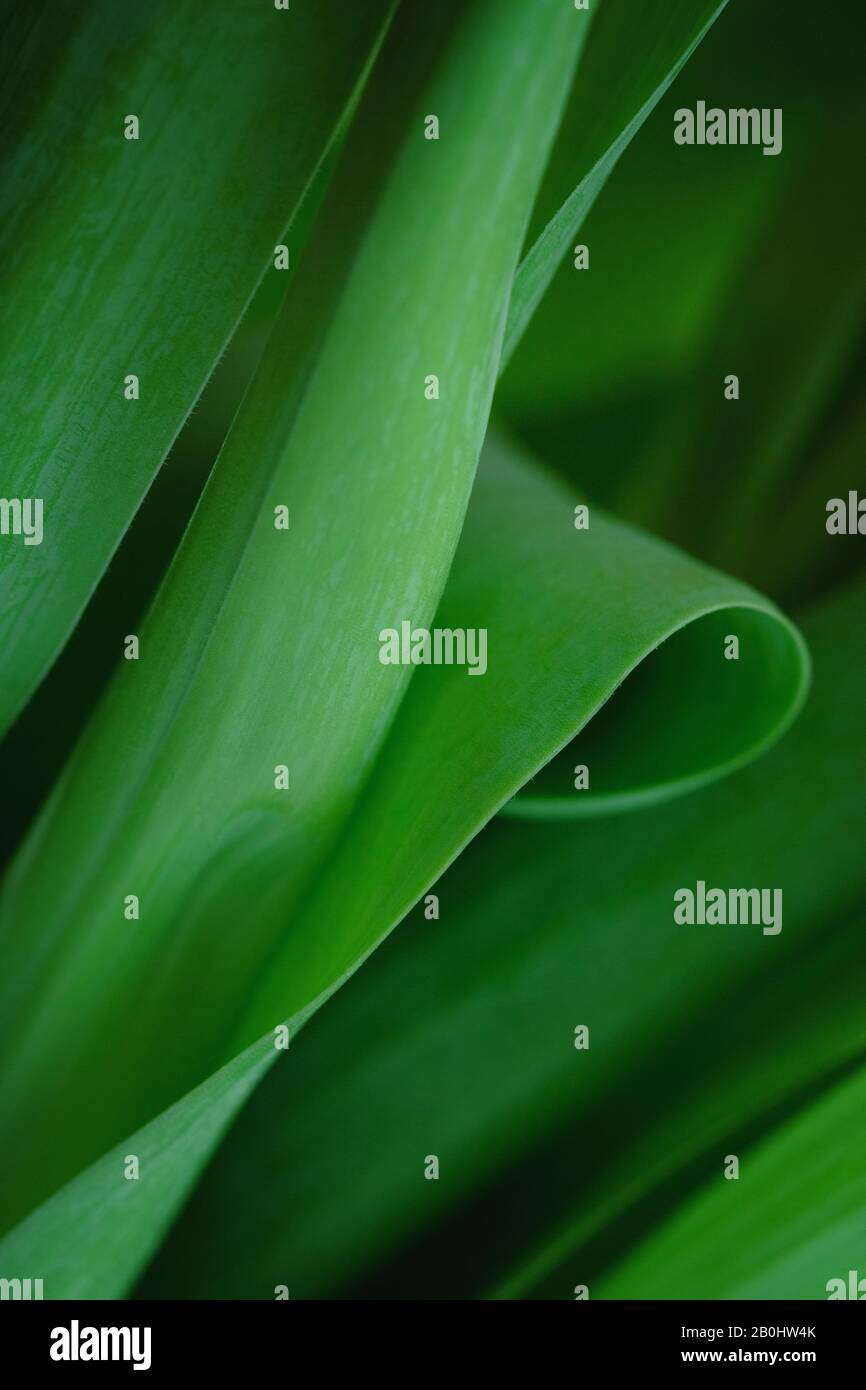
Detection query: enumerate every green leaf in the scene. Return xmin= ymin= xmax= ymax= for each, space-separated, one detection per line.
xmin=0 ymin=0 xmax=588 ymax=1234
xmin=226 ymin=424 xmax=807 ymax=1043
xmin=0 ymin=142 xmax=343 ymax=869
xmin=138 ymin=575 xmax=866 ymax=1299
xmin=0 ymin=420 xmax=811 ymax=1293
xmin=0 ymin=0 xmax=395 ymax=736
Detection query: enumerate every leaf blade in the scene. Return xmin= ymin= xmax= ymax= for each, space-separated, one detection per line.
xmin=0 ymin=0 xmax=395 ymax=735
xmin=0 ymin=0 xmax=588 ymax=1233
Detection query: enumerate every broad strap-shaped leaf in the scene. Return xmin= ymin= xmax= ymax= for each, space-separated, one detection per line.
xmin=0 ymin=439 xmax=811 ymax=1291
xmin=232 ymin=428 xmax=807 ymax=1045
xmin=0 ymin=0 xmax=588 ymax=1234
xmin=0 ymin=142 xmax=344 ymax=870
xmin=138 ymin=576 xmax=866 ymax=1299
xmin=0 ymin=0 xmax=395 ymax=736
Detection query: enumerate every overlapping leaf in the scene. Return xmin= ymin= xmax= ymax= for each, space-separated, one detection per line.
xmin=0 ymin=0 xmax=395 ymax=735
xmin=0 ymin=0 xmax=739 ymax=869
xmin=231 ymin=429 xmax=807 ymax=1048
xmin=138 ymin=577 xmax=866 ymax=1299
xmin=0 ymin=0 xmax=589 ymax=1234
xmin=0 ymin=421 xmax=812 ymax=1296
